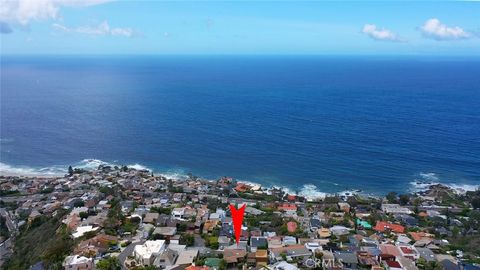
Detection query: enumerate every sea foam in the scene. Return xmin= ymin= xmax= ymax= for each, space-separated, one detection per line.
xmin=409 ymin=172 xmax=479 ymax=194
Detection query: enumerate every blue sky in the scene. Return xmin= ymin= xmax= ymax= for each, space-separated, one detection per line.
xmin=1 ymin=1 xmax=479 ymax=55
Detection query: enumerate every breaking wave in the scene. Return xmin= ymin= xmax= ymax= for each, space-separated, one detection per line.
xmin=298 ymin=184 xmax=328 ymax=199
xmin=1 ymin=162 xmax=477 ymax=196
xmin=0 ymin=162 xmax=65 ymax=176
xmin=410 ymin=172 xmax=479 ymax=194
xmin=158 ymin=170 xmax=190 ymax=181
xmin=75 ymin=159 xmax=153 ymax=172
xmin=0 ymin=159 xmax=195 ymax=182
xmin=0 ymin=159 xmax=154 ymax=177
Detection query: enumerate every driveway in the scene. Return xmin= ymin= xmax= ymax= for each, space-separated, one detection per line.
xmin=193 ymin=235 xmax=205 ymax=247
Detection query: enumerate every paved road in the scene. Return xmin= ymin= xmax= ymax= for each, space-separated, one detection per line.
xmin=0 ymin=208 xmax=16 ymax=233
xmin=193 ymin=235 xmax=205 ymax=248
xmin=118 ymin=239 xmax=144 ymax=270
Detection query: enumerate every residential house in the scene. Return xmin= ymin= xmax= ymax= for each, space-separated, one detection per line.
xmin=209 ymin=209 xmax=226 ymax=222
xmin=268 ymin=236 xmax=283 ymax=249
xmin=283 ymin=236 xmax=297 ymax=246
xmin=172 ymin=208 xmax=186 ymax=220
xmin=318 ymin=228 xmax=331 ymax=238
xmin=270 ymin=245 xmax=311 ymax=262
xmin=384 ymin=260 xmax=403 ymax=270
xmin=218 ymin=236 xmax=231 ymax=250
xmin=154 ymin=248 xmax=178 ymax=269
xmin=245 ymin=207 xmax=265 ymax=216
xmin=304 ymin=242 xmax=322 ymax=253
xmin=334 ymin=251 xmax=358 ymax=269
xmin=394 ymin=214 xmax=419 ymax=227
xmin=397 ymin=245 xmax=419 ymax=260
xmin=204 ymin=220 xmax=219 ymax=234
xmin=330 ymin=225 xmax=351 ymax=236
xmin=379 ymin=244 xmax=401 ymax=257
xmin=255 ymin=250 xmax=268 ymax=267
xmin=416 ymin=247 xmax=436 ymax=262
xmin=72 ymin=225 xmax=98 ymax=239
xmin=398 ymin=256 xmax=419 ymax=270
xmin=272 ymin=261 xmax=299 ymax=270
xmin=338 ymin=202 xmax=351 ymax=213
xmin=250 ymin=236 xmax=268 ymax=252
xmin=374 ymin=221 xmax=405 ymax=234
xmin=133 ymin=240 xmax=166 ymax=266
xmin=175 ymin=249 xmax=199 ymax=266
xmin=381 ymin=204 xmax=412 ymax=215
xmin=153 ymin=227 xmax=177 ymax=239
xmin=121 ymin=201 xmax=134 ymax=213
xmin=223 ymin=249 xmax=247 ymax=265
xmin=278 ymin=203 xmax=297 ymax=216
xmin=74 ymin=234 xmax=117 ymax=256
xmin=62 ymin=255 xmax=93 ymax=270
xmin=144 ymin=212 xmax=160 ymax=224
xmin=357 ymin=251 xmax=379 ymax=267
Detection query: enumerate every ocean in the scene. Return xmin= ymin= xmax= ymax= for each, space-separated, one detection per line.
xmin=1 ymin=55 xmax=479 ymax=197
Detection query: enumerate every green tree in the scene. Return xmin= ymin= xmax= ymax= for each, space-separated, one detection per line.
xmin=96 ymin=256 xmax=121 ymax=270
xmin=386 ymin=192 xmax=398 ymax=203
xmin=219 ymin=259 xmax=227 ymax=270
xmin=399 ymin=194 xmax=410 ymax=205
xmin=472 ymin=197 xmax=480 ymax=209
xmin=73 ymin=200 xmax=85 ymax=208
xmin=180 ymin=233 xmax=195 ymax=246
xmin=79 ymin=212 xmax=89 ymax=219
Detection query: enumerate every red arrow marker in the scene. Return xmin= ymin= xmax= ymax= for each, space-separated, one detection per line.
xmin=229 ymin=204 xmax=246 ymax=245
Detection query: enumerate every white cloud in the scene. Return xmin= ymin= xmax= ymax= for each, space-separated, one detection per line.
xmin=0 ymin=0 xmax=111 ymax=25
xmin=52 ymin=21 xmax=140 ymax=37
xmin=420 ymin=18 xmax=472 ymax=40
xmin=362 ymin=24 xmax=404 ymax=42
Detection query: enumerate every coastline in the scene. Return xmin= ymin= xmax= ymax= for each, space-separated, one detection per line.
xmin=1 ymin=159 xmax=478 ymax=200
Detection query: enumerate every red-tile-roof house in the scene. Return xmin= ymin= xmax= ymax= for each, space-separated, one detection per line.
xmin=235 ymin=183 xmax=250 ymax=193
xmin=287 ymin=194 xmax=297 ymax=202
xmin=374 ymin=221 xmax=405 ymax=234
xmin=278 ymin=203 xmax=297 ymax=214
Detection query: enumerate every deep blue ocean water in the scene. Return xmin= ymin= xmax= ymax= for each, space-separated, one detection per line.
xmin=1 ymin=56 xmax=479 ymax=196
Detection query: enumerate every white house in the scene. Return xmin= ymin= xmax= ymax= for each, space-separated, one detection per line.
xmin=134 ymin=240 xmax=166 ymax=266
xmin=209 ymin=208 xmax=226 ymax=221
xmin=305 ymin=242 xmax=322 ymax=253
xmin=72 ymin=225 xmax=98 ymax=239
xmin=381 ymin=204 xmax=412 ymax=215
xmin=329 ymin=225 xmax=351 ymax=236
xmin=283 ymin=236 xmax=297 ymax=246
xmin=63 ymin=255 xmax=93 ymax=270
xmin=172 ymin=208 xmax=186 ymax=220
